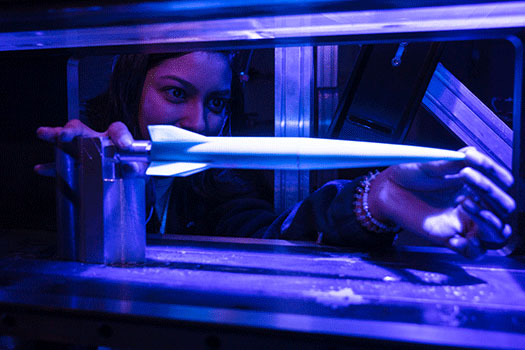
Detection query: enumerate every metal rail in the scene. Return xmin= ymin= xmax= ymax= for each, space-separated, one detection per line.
xmin=2 ymin=1 xmax=525 ymax=51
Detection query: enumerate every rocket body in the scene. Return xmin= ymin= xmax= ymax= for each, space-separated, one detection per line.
xmin=144 ymin=125 xmax=465 ymax=176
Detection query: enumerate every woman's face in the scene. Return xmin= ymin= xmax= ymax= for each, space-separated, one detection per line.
xmin=138 ymin=51 xmax=232 ymax=138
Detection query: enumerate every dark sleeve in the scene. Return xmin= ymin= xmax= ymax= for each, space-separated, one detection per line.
xmin=211 ymin=178 xmax=396 ymax=249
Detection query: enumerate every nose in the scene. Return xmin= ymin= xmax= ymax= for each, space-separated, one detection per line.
xmin=175 ymin=100 xmax=206 ymax=134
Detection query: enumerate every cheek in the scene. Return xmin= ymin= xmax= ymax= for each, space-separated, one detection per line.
xmin=139 ymin=90 xmax=182 ymax=126
xmin=140 ymin=91 xmax=166 ymax=124
xmin=207 ymin=114 xmax=227 ymax=135
xmin=138 ymin=89 xmax=172 ymax=139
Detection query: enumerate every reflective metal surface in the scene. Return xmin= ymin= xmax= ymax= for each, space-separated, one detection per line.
xmin=423 ymin=62 xmax=513 ymax=169
xmin=274 ymin=47 xmax=313 ymax=212
xmin=103 ymin=178 xmax=146 ymax=264
xmin=0 ymin=231 xmax=524 ymax=349
xmin=65 ymin=137 xmax=146 ymax=265
xmin=2 ymin=1 xmax=525 ymax=51
xmin=317 ymin=45 xmax=339 ymax=138
xmin=55 ymin=142 xmax=78 ymax=261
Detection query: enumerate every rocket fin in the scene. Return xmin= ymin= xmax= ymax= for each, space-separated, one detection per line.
xmin=148 ymin=125 xmax=206 ymax=142
xmin=146 ymin=161 xmax=210 ymax=177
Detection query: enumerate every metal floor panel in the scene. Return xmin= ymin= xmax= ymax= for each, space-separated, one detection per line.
xmin=0 ymin=230 xmax=524 ymax=349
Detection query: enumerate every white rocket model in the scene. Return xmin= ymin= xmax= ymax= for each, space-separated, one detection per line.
xmin=142 ymin=125 xmax=465 ymax=177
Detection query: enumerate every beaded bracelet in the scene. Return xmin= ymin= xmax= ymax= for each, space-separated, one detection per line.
xmin=354 ymin=170 xmax=401 ymax=234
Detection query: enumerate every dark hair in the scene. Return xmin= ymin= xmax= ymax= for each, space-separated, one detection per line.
xmin=84 ymin=51 xmax=242 ymax=139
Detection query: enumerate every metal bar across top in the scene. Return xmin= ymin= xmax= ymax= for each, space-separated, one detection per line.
xmin=1 ymin=1 xmax=525 ymax=51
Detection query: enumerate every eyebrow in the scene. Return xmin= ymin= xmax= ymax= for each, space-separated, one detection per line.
xmin=157 ymin=75 xmax=197 ymax=94
xmin=157 ymin=75 xmax=231 ymax=96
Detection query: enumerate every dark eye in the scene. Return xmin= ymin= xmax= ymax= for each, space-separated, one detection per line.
xmin=164 ymin=87 xmax=186 ymax=102
xmin=208 ymin=98 xmax=228 ymax=114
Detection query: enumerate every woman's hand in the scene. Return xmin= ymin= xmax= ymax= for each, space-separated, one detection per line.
xmin=368 ymin=147 xmax=515 ymax=258
xmin=35 ymin=120 xmax=137 ymax=176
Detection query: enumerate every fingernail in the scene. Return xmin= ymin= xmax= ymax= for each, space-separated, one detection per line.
xmin=449 ymin=237 xmax=462 ymax=248
xmin=120 ymin=135 xmax=133 ymax=149
xmin=461 ymin=198 xmax=480 ymax=214
xmin=503 ymin=225 xmax=513 ymax=239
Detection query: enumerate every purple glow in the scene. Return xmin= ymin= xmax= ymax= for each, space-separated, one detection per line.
xmin=2 ymin=1 xmax=525 ymax=51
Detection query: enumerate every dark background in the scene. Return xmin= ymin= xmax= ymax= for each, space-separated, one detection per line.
xmin=0 ymin=51 xmax=68 ymax=231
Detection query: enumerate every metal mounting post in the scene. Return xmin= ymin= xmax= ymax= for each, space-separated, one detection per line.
xmin=274 ymin=47 xmax=314 ymax=213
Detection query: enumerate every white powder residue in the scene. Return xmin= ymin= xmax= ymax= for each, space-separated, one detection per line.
xmin=382 ymin=275 xmax=400 ymax=282
xmin=307 ymin=288 xmax=365 ymax=308
xmin=312 ymin=257 xmax=359 ymax=263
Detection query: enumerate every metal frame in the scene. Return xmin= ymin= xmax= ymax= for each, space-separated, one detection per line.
xmin=423 ymin=62 xmax=513 ymax=169
xmin=1 ymin=233 xmax=525 ymax=349
xmin=511 ymin=35 xmax=525 ymax=253
xmin=3 ymin=1 xmax=525 ymax=51
xmin=274 ymin=47 xmax=314 ymax=212
xmin=316 ymin=45 xmax=339 ymax=138
xmin=3 ymin=2 xmax=525 ymax=347
xmin=55 ymin=137 xmax=146 ymax=264
xmin=2 ymin=296 xmax=523 ymax=350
